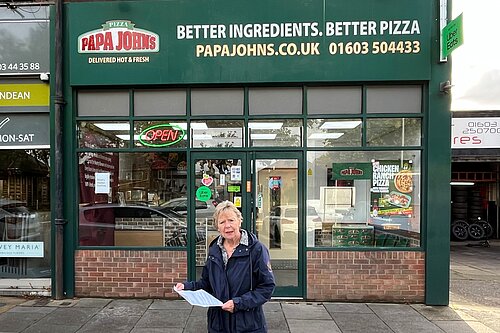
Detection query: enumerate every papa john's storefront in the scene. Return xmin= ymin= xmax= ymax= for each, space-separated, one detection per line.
xmin=57 ymin=0 xmax=452 ymax=305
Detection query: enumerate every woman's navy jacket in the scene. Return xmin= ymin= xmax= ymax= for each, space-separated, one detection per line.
xmin=184 ymin=230 xmax=275 ymax=333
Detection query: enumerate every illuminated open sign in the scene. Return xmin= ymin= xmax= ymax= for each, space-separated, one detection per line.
xmin=138 ymin=123 xmax=185 ymax=147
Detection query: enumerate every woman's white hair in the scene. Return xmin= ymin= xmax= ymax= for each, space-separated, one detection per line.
xmin=212 ymin=200 xmax=242 ymax=228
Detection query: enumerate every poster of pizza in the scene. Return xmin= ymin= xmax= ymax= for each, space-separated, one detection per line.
xmin=370 ymin=160 xmax=414 ymax=217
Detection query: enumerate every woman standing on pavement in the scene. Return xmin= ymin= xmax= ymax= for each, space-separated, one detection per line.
xmin=175 ymin=200 xmax=275 ymax=333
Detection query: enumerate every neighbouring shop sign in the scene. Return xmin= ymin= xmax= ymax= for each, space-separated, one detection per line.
xmin=451 ymin=117 xmax=500 ymax=149
xmin=0 ymin=114 xmax=49 ymax=149
xmin=0 ymin=242 xmax=44 ymax=258
xmin=331 ymin=163 xmax=372 ymax=180
xmin=0 ymin=83 xmax=49 ymax=111
xmin=0 ymin=20 xmax=50 ymax=75
xmin=68 ymin=0 xmax=432 ymax=85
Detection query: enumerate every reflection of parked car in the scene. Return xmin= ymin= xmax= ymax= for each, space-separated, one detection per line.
xmin=159 ymin=198 xmax=216 ymax=220
xmin=264 ymin=205 xmax=322 ymax=247
xmin=79 ymin=204 xmax=203 ymax=246
xmin=0 ymin=199 xmax=41 ymax=241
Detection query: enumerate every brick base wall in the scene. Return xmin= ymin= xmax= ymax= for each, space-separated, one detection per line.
xmin=75 ymin=250 xmax=187 ymax=298
xmin=307 ymin=251 xmax=425 ymax=303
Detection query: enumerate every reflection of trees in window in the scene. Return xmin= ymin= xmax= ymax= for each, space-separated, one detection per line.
xmin=0 ymin=150 xmax=50 ymax=210
xmin=0 ymin=22 xmax=49 ymax=70
xmin=367 ymin=118 xmax=421 ymax=146
xmin=79 ymin=122 xmax=126 ymax=148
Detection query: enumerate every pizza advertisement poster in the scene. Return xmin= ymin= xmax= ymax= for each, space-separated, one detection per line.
xmin=370 ymin=160 xmax=414 ymax=217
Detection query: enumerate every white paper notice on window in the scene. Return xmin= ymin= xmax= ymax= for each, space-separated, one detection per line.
xmin=173 ymin=286 xmax=223 ymax=307
xmin=95 ymin=172 xmax=110 ymax=194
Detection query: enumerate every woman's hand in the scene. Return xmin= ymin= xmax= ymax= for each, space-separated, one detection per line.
xmin=222 ymin=299 xmax=235 ymax=313
xmin=175 ymin=283 xmax=184 ymax=290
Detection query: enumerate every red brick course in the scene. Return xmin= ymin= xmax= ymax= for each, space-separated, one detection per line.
xmin=75 ymin=250 xmax=187 ymax=298
xmin=307 ymin=251 xmax=425 ymax=303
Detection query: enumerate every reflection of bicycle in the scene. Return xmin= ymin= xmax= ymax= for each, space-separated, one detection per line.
xmin=451 ymin=217 xmax=493 ymax=241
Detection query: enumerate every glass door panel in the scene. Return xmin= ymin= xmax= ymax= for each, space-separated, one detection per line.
xmin=255 ymin=157 xmax=300 ymax=293
xmin=193 ymin=157 xmax=244 ymax=279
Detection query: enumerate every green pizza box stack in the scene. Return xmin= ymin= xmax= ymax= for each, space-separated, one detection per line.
xmin=332 ymin=225 xmax=374 ymax=246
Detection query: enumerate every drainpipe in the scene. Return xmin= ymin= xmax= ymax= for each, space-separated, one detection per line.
xmin=54 ymin=0 xmax=66 ymax=300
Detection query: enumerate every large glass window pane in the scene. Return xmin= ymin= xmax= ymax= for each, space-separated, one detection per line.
xmin=77 ymin=91 xmax=129 ymax=116
xmin=78 ymin=121 xmax=129 ymax=148
xmin=307 ymin=151 xmax=421 ymax=248
xmin=78 ymin=152 xmax=192 ymax=247
xmin=191 ymin=88 xmax=244 ymax=116
xmin=366 ymin=118 xmax=421 ymax=146
xmin=249 ymin=88 xmax=302 ymax=115
xmin=134 ymin=89 xmax=186 ymax=116
xmin=191 ymin=120 xmax=244 ymax=148
xmin=0 ymin=149 xmax=51 ymax=278
xmin=134 ymin=121 xmax=187 ymax=148
xmin=307 ymin=119 xmax=362 ymax=147
xmin=366 ymin=85 xmax=422 ymax=114
xmin=307 ymin=86 xmax=361 ymax=115
xmin=249 ymin=119 xmax=302 ymax=147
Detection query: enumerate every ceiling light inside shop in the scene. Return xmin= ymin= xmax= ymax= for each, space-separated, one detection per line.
xmin=308 ymin=133 xmax=344 ymax=139
xmin=93 ymin=123 xmax=130 ymax=131
xmin=192 ymin=134 xmax=213 ymax=140
xmin=251 ymin=133 xmax=277 ymax=140
xmin=169 ymin=122 xmax=208 ymax=130
xmin=320 ymin=120 xmax=361 ymax=129
xmin=116 ymin=135 xmax=140 ymax=140
xmin=248 ymin=122 xmax=283 ymax=129
xmin=450 ymin=182 xmax=475 ymax=186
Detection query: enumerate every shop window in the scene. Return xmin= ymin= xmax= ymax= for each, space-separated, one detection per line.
xmin=134 ymin=121 xmax=188 ymax=148
xmin=191 ymin=88 xmax=244 ymax=115
xmin=78 ymin=121 xmax=130 ymax=148
xmin=307 ymin=119 xmax=362 ymax=147
xmin=366 ymin=118 xmax=421 ymax=146
xmin=306 ymin=150 xmax=421 ymax=248
xmin=78 ymin=152 xmax=195 ymax=247
xmin=307 ymin=86 xmax=362 ymax=115
xmin=191 ymin=120 xmax=244 ymax=148
xmin=366 ymin=85 xmax=422 ymax=114
xmin=134 ymin=89 xmax=186 ymax=116
xmin=249 ymin=119 xmax=302 ymax=147
xmin=249 ymin=87 xmax=302 ymax=115
xmin=0 ymin=149 xmax=51 ymax=278
xmin=77 ymin=91 xmax=129 ymax=116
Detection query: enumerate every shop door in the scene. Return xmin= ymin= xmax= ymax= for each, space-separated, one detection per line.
xmin=191 ymin=152 xmax=303 ymax=297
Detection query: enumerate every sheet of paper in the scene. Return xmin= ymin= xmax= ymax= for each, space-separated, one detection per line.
xmin=173 ymin=286 xmax=223 ymax=307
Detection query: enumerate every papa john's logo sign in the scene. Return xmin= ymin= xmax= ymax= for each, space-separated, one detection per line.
xmin=78 ymin=20 xmax=159 ymax=53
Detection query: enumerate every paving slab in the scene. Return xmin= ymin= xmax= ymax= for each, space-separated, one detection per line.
xmin=411 ymin=304 xmax=465 ymax=321
xmin=135 ymin=309 xmax=188 ymax=328
xmin=76 ymin=312 xmax=141 ymax=333
xmin=22 ymin=323 xmax=82 ymax=333
xmin=324 ymin=302 xmax=374 ymax=314
xmin=148 ymin=299 xmax=192 ymax=310
xmin=282 ymin=302 xmax=332 ymax=320
xmin=433 ymin=320 xmax=482 ymax=333
xmin=330 ymin=312 xmax=393 ymax=333
xmin=73 ymin=298 xmax=113 ymax=308
xmin=100 ymin=299 xmax=152 ymax=317
xmin=184 ymin=314 xmax=208 ymax=333
xmin=287 ymin=319 xmax=341 ymax=333
xmin=0 ymin=312 xmax=49 ymax=332
xmin=34 ymin=307 xmax=100 ymax=326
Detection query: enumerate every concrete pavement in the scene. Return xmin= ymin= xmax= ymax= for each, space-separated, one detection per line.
xmin=0 ymin=240 xmax=497 ymax=333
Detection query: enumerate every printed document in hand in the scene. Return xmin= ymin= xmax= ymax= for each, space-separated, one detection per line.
xmin=173 ymin=286 xmax=223 ymax=307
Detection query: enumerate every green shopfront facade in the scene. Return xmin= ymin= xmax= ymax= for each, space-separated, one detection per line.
xmin=59 ymin=0 xmax=452 ymax=304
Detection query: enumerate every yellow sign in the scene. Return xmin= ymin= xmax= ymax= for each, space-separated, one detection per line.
xmin=233 ymin=196 xmax=241 ymax=208
xmin=0 ymin=84 xmax=49 ymax=107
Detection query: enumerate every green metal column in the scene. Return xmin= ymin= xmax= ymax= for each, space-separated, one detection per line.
xmin=425 ymin=0 xmax=452 ymax=306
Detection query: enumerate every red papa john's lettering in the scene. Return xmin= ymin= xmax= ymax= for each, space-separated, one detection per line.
xmin=80 ymin=31 xmax=157 ymax=52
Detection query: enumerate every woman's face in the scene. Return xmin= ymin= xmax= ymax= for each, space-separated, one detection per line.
xmin=216 ymin=209 xmax=242 ymax=241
